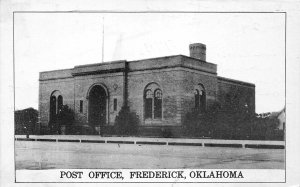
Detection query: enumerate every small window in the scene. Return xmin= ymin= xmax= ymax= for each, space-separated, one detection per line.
xmin=80 ymin=100 xmax=83 ymax=113
xmin=113 ymin=98 xmax=117 ymax=111
xmin=194 ymin=85 xmax=206 ymax=112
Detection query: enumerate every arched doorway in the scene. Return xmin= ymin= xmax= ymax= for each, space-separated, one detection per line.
xmin=88 ymin=85 xmax=107 ymax=135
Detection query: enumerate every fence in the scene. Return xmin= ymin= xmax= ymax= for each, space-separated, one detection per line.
xmin=15 ymin=135 xmax=285 ymax=149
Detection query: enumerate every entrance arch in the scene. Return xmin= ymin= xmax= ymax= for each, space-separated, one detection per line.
xmin=88 ymin=84 xmax=108 ymax=135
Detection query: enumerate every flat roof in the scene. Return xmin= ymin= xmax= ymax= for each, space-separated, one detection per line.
xmin=218 ymin=76 xmax=255 ymax=87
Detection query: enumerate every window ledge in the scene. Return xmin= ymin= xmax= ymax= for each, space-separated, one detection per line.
xmin=144 ymin=119 xmax=163 ymax=125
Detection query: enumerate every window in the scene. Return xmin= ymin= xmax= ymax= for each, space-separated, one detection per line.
xmin=194 ymin=89 xmax=200 ymax=109
xmin=57 ymin=95 xmax=63 ymax=113
xmin=154 ymin=89 xmax=162 ymax=118
xmin=80 ymin=100 xmax=83 ymax=113
xmin=194 ymin=84 xmax=206 ymax=112
xmin=50 ymin=96 xmax=57 ymax=122
xmin=49 ymin=90 xmax=63 ymax=122
xmin=199 ymin=90 xmax=205 ymax=112
xmin=145 ymin=90 xmax=153 ymax=119
xmin=144 ymin=83 xmax=162 ymax=120
xmin=113 ymin=98 xmax=117 ymax=111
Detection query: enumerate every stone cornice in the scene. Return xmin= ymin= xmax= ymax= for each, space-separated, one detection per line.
xmin=40 ymin=55 xmax=218 ymax=80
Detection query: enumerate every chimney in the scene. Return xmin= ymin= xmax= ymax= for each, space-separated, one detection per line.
xmin=189 ymin=43 xmax=206 ymax=61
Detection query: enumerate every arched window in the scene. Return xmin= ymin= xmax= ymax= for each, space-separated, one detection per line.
xmin=199 ymin=90 xmax=206 ymax=112
xmin=145 ymin=89 xmax=153 ymax=119
xmin=50 ymin=96 xmax=57 ymax=122
xmin=57 ymin=95 xmax=63 ymax=114
xmin=154 ymin=89 xmax=162 ymax=119
xmin=194 ymin=84 xmax=206 ymax=112
xmin=49 ymin=91 xmax=63 ymax=122
xmin=194 ymin=89 xmax=200 ymax=109
xmin=144 ymin=83 xmax=162 ymax=120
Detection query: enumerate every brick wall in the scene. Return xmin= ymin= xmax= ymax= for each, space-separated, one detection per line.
xmin=128 ymin=68 xmax=182 ymax=126
xmin=39 ymin=77 xmax=75 ymax=127
xmin=73 ymin=73 xmax=124 ymax=126
xmin=217 ymin=77 xmax=255 ymax=113
xmin=179 ymin=69 xmax=218 ymax=123
xmin=39 ymin=55 xmax=255 ymax=133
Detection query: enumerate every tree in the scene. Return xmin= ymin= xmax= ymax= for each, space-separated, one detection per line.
xmin=183 ymin=99 xmax=259 ymax=139
xmin=114 ymin=106 xmax=140 ymax=136
xmin=15 ymin=108 xmax=38 ymax=135
xmin=57 ymin=105 xmax=75 ymax=134
xmin=183 ymin=96 xmax=281 ymax=140
xmin=247 ymin=116 xmax=280 ymax=140
xmin=183 ymin=103 xmax=220 ymax=138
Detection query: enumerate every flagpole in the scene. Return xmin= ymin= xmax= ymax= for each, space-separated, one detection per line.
xmin=99 ymin=17 xmax=105 ymax=135
xmin=102 ymin=17 xmax=105 ymax=63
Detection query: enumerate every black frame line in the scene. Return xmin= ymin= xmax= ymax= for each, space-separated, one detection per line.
xmin=13 ymin=11 xmax=287 ymax=184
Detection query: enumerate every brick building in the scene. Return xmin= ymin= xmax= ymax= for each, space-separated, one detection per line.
xmin=39 ymin=43 xmax=255 ymax=135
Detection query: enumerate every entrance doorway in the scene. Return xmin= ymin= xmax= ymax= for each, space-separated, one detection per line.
xmin=88 ymin=85 xmax=107 ymax=135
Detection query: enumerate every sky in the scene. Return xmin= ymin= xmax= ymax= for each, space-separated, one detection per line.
xmin=14 ymin=13 xmax=285 ymax=113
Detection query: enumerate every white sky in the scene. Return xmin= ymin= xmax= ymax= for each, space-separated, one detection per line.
xmin=14 ymin=13 xmax=285 ymax=113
